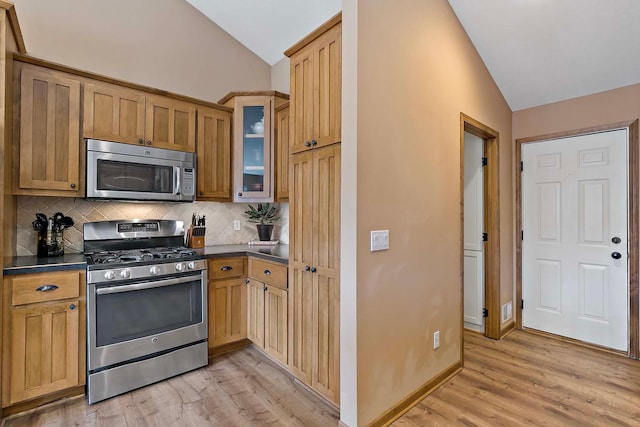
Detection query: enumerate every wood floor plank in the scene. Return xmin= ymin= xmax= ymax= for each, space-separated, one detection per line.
xmin=2 ymin=345 xmax=339 ymax=427
xmin=393 ymin=330 xmax=640 ymax=426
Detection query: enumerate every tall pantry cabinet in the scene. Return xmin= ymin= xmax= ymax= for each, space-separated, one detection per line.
xmin=285 ymin=13 xmax=342 ymax=406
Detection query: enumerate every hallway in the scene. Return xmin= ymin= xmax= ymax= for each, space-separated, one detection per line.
xmin=394 ymin=330 xmax=640 ymax=426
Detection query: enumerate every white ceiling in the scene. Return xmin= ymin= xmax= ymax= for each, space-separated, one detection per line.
xmin=447 ymin=0 xmax=640 ymax=111
xmin=185 ymin=1 xmax=640 ymax=111
xmin=183 ymin=0 xmax=341 ymax=66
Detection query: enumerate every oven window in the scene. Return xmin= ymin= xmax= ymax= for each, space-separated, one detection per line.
xmin=95 ymin=278 xmax=202 ymax=347
xmin=97 ymin=160 xmax=173 ymax=193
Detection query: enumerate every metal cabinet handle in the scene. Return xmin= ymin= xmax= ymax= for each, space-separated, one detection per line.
xmin=36 ymin=284 xmax=58 ymax=292
xmin=245 ymin=279 xmax=250 ymax=285
xmin=304 ymin=265 xmax=310 ymax=272
xmin=146 ymin=140 xmax=152 ymax=145
xmin=311 ymin=267 xmax=317 ymax=273
xmin=264 ymin=269 xmax=271 ymax=275
xmin=263 ymin=286 xmax=267 ymax=292
xmin=69 ymin=303 xmax=76 ymax=310
xmin=138 ymin=138 xmax=144 ymax=145
xmin=70 ymin=183 xmax=76 ymax=189
xmin=221 ymin=266 xmax=233 ymax=271
xmin=311 ymin=140 xmax=317 ymax=146
xmin=612 ymin=252 xmax=622 ymax=260
xmin=305 ymin=141 xmax=311 ymax=147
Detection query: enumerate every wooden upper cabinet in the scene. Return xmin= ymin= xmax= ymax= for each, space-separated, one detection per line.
xmin=83 ymin=82 xmax=145 ymax=145
xmin=196 ymin=106 xmax=232 ymax=201
xmin=287 ymin=17 xmax=341 ymax=155
xmin=84 ymin=86 xmax=197 ymax=152
xmin=145 ymin=95 xmax=196 ymax=152
xmin=289 ymin=47 xmax=315 ymax=155
xmin=274 ymin=102 xmax=290 ymax=202
xmin=17 ymin=66 xmax=82 ymax=196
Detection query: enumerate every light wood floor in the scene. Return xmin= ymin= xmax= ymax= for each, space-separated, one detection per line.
xmin=394 ymin=330 xmax=640 ymax=426
xmin=2 ymin=345 xmax=339 ymax=427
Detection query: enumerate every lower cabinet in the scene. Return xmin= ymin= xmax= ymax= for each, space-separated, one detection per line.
xmin=246 ymin=258 xmax=288 ymax=365
xmin=2 ymin=270 xmax=85 ymax=408
xmin=207 ymin=257 xmax=247 ymax=351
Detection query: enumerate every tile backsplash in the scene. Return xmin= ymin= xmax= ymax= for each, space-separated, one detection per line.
xmin=16 ymin=197 xmax=289 ymax=256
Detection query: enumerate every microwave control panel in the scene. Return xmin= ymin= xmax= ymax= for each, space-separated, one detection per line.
xmin=183 ymin=168 xmax=194 ymax=196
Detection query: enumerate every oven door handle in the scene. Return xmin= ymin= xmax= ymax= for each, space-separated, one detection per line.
xmin=174 ymin=166 xmax=181 ymax=195
xmin=95 ymin=274 xmax=199 ymax=295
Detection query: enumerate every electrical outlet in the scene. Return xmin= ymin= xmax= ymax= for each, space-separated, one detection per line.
xmin=433 ymin=331 xmax=440 ymax=349
xmin=233 ymin=220 xmax=241 ymax=231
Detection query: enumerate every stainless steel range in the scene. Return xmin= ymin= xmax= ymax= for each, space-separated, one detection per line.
xmin=84 ymin=219 xmax=207 ymax=404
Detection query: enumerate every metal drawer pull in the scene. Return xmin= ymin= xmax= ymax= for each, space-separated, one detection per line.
xmin=36 ymin=284 xmax=58 ymax=292
xmin=69 ymin=303 xmax=76 ymax=310
xmin=221 ymin=266 xmax=233 ymax=271
xmin=264 ymin=269 xmax=271 ymax=275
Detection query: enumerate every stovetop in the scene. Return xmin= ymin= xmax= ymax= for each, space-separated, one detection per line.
xmin=87 ymin=247 xmax=198 ymax=266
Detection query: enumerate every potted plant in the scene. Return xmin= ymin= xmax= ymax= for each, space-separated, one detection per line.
xmin=244 ymin=203 xmax=280 ymax=241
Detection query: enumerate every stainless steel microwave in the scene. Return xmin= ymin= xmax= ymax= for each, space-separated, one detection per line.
xmin=86 ymin=139 xmax=195 ymax=202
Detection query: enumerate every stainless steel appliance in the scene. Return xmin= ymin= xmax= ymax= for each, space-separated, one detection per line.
xmin=84 ymin=219 xmax=207 ymax=404
xmin=86 ymin=139 xmax=196 ymax=202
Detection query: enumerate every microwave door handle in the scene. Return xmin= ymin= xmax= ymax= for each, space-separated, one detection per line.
xmin=174 ymin=166 xmax=181 ymax=195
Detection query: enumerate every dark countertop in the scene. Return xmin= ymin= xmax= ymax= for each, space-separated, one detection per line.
xmin=199 ymin=244 xmax=289 ymax=265
xmin=3 ymin=254 xmax=88 ymax=275
xmin=3 ymin=244 xmax=288 ymax=275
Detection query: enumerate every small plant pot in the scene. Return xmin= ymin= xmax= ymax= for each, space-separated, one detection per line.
xmin=256 ymin=224 xmax=274 ymax=241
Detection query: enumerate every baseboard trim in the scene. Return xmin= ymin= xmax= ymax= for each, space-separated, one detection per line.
xmin=1 ymin=385 xmax=84 ymax=418
xmin=208 ymin=339 xmax=250 ymax=358
xmin=500 ymin=320 xmax=515 ymax=338
xmin=367 ymin=360 xmax=462 ymax=427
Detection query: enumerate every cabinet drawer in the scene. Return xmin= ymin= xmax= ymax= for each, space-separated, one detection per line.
xmin=11 ymin=270 xmax=81 ymax=306
xmin=208 ymin=257 xmax=246 ymax=280
xmin=248 ymin=258 xmax=287 ymax=289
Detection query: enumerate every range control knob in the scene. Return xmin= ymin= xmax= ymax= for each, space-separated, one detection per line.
xmin=120 ymin=269 xmax=132 ymax=279
xmin=175 ymin=262 xmax=185 ymax=271
xmin=149 ymin=266 xmax=160 ymax=275
xmin=104 ymin=270 xmax=116 ymax=280
xmin=188 ymin=261 xmax=196 ymax=270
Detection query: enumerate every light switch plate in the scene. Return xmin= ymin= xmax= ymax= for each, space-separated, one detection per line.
xmin=370 ymin=230 xmax=389 ymax=252
xmin=233 ymin=220 xmax=241 ymax=231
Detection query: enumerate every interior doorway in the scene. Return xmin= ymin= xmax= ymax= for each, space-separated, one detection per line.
xmin=463 ymin=131 xmax=485 ymax=333
xmin=460 ymin=114 xmax=501 ymax=341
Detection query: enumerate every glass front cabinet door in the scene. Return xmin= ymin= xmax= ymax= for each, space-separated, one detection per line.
xmin=231 ymin=96 xmax=272 ymax=202
xmin=220 ymin=92 xmax=289 ymax=203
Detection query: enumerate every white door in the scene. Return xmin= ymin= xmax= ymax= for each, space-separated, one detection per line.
xmin=464 ymin=132 xmax=484 ymax=332
xmin=522 ymin=129 xmax=628 ymax=351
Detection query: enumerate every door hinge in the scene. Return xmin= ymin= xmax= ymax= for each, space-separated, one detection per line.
xmin=520 ymin=299 xmax=524 ymax=310
xmin=482 ymin=232 xmax=488 ymax=242
xmin=520 ymin=161 xmax=524 ymax=172
xmin=482 ymin=308 xmax=489 ymax=318
xmin=482 ymin=157 xmax=488 ymax=167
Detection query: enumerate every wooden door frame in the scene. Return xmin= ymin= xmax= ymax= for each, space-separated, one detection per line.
xmin=460 ymin=113 xmax=501 ymax=344
xmin=515 ymin=120 xmax=639 ymax=359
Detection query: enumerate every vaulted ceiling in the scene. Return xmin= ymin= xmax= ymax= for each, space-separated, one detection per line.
xmin=185 ymin=0 xmax=640 ymax=111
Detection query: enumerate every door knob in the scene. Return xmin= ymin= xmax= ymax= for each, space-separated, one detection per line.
xmin=612 ymin=237 xmax=622 ymax=244
xmin=612 ymin=252 xmax=622 ymax=260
